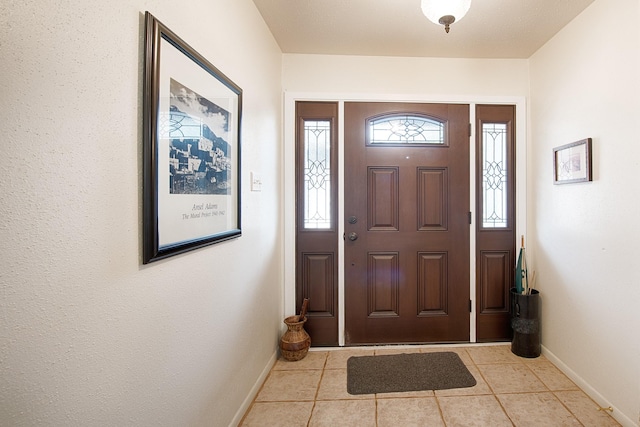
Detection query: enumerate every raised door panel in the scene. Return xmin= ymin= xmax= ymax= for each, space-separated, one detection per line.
xmin=367 ymin=252 xmax=400 ymax=317
xmin=367 ymin=167 xmax=399 ymax=231
xmin=479 ymin=251 xmax=510 ymax=314
xmin=417 ymin=252 xmax=448 ymax=315
xmin=417 ymin=167 xmax=448 ymax=231
xmin=302 ymin=253 xmax=335 ymax=316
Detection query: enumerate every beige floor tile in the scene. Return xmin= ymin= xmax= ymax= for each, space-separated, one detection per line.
xmin=435 ymin=365 xmax=492 ymax=396
xmin=519 ymin=353 xmax=548 ymax=363
xmin=377 ymin=397 xmax=445 ymax=426
xmin=240 ymin=401 xmax=314 ymax=427
xmin=420 ymin=347 xmax=474 ymax=366
xmin=478 ymin=363 xmax=548 ymax=394
xmin=273 ymin=351 xmax=328 ymax=371
xmin=373 ymin=347 xmax=422 ymax=356
xmin=376 ymin=388 xmax=436 ymax=399
xmin=498 ymin=392 xmax=582 ymax=426
xmin=256 ymin=370 xmax=322 ymax=402
xmin=437 ymin=395 xmax=513 ymax=426
xmin=554 ymin=390 xmax=621 ymax=426
xmin=466 ymin=344 xmax=522 ymax=364
xmin=324 ymin=348 xmax=374 ymax=369
xmin=242 ymin=344 xmax=620 ymax=427
xmin=527 ymin=361 xmax=578 ymax=391
xmin=309 ymin=399 xmax=376 ymax=427
xmin=317 ymin=368 xmax=373 ymax=400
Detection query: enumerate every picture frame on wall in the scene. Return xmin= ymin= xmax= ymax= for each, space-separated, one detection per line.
xmin=142 ymin=12 xmax=242 ymax=264
xmin=553 ymin=138 xmax=592 ymax=185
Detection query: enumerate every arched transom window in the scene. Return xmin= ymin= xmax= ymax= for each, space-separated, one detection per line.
xmin=367 ymin=114 xmax=446 ymax=145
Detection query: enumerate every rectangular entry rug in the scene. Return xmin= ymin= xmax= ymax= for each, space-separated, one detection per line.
xmin=347 ymin=351 xmax=476 ymax=395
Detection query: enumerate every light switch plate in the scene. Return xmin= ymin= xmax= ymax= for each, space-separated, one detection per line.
xmin=251 ymin=172 xmax=262 ymax=192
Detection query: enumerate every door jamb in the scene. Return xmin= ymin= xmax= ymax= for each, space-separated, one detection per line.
xmin=284 ymin=93 xmax=527 ymax=346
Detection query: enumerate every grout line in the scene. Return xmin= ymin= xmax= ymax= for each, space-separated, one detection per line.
xmin=305 ymin=352 xmax=328 ymax=427
xmin=466 ymin=347 xmax=517 ymax=426
xmin=523 ymin=361 xmax=551 ymax=392
xmin=374 ymin=395 xmax=379 ymax=427
xmin=492 ymin=392 xmax=518 ymax=427
xmin=242 ymin=345 xmax=610 ymax=426
xmin=433 ymin=393 xmax=447 ymax=425
xmin=549 ymin=389 xmax=591 ymax=427
xmin=237 ymin=364 xmax=278 ymax=426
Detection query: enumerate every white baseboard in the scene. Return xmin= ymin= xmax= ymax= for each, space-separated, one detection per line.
xmin=542 ymin=345 xmax=638 ymax=427
xmin=229 ymin=350 xmax=278 ymax=427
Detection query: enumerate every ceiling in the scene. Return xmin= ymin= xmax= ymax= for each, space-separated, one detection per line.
xmin=252 ymin=0 xmax=595 ymax=59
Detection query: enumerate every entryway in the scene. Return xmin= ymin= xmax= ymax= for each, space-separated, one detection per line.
xmin=291 ymin=99 xmax=519 ymax=346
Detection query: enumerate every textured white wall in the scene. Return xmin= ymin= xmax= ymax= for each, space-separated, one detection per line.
xmin=0 ymin=1 xmax=283 ymax=426
xmin=283 ymin=54 xmax=529 ymax=96
xmin=529 ymin=0 xmax=640 ymax=425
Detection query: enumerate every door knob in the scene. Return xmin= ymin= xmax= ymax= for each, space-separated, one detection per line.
xmin=348 ymin=232 xmax=359 ymax=241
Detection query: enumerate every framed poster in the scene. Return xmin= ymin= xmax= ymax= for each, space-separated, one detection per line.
xmin=143 ymin=12 xmax=242 ymax=264
xmin=553 ymin=138 xmax=592 ymax=185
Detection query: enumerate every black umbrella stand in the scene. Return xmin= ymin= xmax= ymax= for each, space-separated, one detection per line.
xmin=510 ymin=287 xmax=541 ymax=358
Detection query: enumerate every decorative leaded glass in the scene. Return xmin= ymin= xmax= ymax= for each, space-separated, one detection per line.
xmin=304 ymin=120 xmax=331 ymax=229
xmin=368 ymin=115 xmax=445 ymax=145
xmin=482 ymin=123 xmax=508 ymax=228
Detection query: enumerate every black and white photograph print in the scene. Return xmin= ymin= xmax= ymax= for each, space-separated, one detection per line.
xmin=143 ymin=12 xmax=242 ymax=264
xmin=169 ymin=79 xmax=232 ymax=195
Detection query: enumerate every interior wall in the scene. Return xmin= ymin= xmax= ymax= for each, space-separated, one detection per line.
xmin=529 ymin=0 xmax=640 ymax=425
xmin=0 ymin=1 xmax=283 ymax=426
xmin=283 ymin=54 xmax=529 ymax=96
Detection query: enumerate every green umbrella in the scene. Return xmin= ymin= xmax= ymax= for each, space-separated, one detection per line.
xmin=515 ymin=236 xmax=528 ymax=295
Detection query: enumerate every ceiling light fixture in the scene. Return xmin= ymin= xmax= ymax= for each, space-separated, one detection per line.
xmin=421 ymin=0 xmax=471 ymax=33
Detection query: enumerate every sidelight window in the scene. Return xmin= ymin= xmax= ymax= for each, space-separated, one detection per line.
xmin=303 ymin=120 xmax=332 ymax=229
xmin=481 ymin=123 xmax=508 ymax=228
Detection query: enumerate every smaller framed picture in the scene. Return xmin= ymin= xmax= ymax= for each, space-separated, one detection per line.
xmin=553 ymin=138 xmax=592 ymax=184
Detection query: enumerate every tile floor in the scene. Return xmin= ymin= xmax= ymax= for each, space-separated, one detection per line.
xmin=240 ymin=344 xmax=620 ymax=427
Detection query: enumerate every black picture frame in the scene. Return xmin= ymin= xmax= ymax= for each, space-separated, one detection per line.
xmin=143 ymin=12 xmax=242 ymax=264
xmin=553 ymin=138 xmax=592 ymax=185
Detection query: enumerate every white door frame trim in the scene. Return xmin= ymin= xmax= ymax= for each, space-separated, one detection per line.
xmin=283 ymin=92 xmax=527 ymax=346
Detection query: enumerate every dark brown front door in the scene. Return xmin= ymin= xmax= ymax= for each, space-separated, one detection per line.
xmin=344 ymin=102 xmax=470 ymax=345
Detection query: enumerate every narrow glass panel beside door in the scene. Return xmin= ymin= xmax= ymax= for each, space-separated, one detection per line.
xmin=295 ymin=102 xmax=339 ymax=346
xmin=482 ymin=123 xmax=508 ymax=228
xmin=475 ymin=105 xmax=516 ymax=342
xmin=303 ymin=120 xmax=332 ymax=229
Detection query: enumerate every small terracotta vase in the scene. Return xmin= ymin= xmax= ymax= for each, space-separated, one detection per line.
xmin=279 ymin=315 xmax=311 ymax=361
